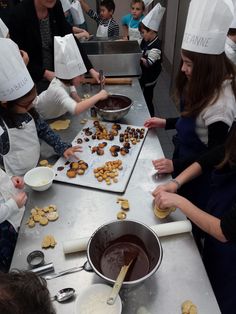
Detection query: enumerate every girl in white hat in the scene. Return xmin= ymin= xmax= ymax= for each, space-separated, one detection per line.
xmin=145 ymin=0 xmax=236 ymax=209
xmin=35 ymin=34 xmax=108 ymax=120
xmin=0 ymin=38 xmax=81 ymax=177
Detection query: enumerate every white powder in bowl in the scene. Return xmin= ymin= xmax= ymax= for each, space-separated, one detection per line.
xmin=75 ymin=284 xmax=122 ymax=314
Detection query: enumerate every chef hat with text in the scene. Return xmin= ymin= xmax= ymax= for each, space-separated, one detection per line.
xmin=0 ymin=18 xmax=9 ymax=38
xmin=141 ymin=3 xmax=165 ymax=32
xmin=0 ymin=38 xmax=34 ymax=102
xmin=182 ymin=0 xmax=234 ymax=54
xmin=54 ymin=34 xmax=87 ymax=80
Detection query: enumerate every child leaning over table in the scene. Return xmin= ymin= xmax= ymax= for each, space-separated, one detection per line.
xmin=0 ymin=38 xmax=81 ymax=177
xmin=0 ymin=169 xmax=27 ymax=272
xmin=139 ymin=3 xmax=165 ymax=117
xmin=79 ymin=0 xmax=119 ymax=38
xmin=34 ymin=34 xmax=108 ymax=120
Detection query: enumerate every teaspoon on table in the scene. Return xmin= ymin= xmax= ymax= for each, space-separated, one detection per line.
xmin=45 ymin=260 xmax=93 ymax=280
xmin=51 ymin=288 xmax=75 ymax=303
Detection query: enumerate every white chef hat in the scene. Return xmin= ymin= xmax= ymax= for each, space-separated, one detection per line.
xmin=0 ymin=18 xmax=9 ymax=38
xmin=54 ymin=34 xmax=87 ymax=80
xmin=182 ymin=0 xmax=234 ymax=54
xmin=60 ymin=0 xmax=71 ymax=13
xmin=0 ymin=38 xmax=34 ymax=102
xmin=141 ymin=3 xmax=166 ymax=32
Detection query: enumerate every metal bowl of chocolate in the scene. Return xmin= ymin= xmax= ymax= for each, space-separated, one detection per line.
xmin=87 ymin=220 xmax=163 ymax=287
xmin=94 ymin=94 xmax=132 ymax=122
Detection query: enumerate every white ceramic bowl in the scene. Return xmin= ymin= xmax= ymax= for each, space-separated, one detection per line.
xmin=24 ymin=167 xmax=55 ymax=191
xmin=75 ymin=284 xmax=122 ymax=314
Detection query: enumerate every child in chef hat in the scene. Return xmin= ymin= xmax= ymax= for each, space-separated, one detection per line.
xmin=35 ymin=34 xmax=108 ymax=120
xmin=146 ymin=0 xmax=236 ymax=204
xmin=139 ymin=3 xmax=165 ymax=117
xmin=146 ymin=1 xmax=236 ymax=311
xmin=0 ymin=38 xmax=82 ymax=177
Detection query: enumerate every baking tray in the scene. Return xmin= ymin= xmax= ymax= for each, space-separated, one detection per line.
xmin=53 ymin=120 xmax=147 ymax=192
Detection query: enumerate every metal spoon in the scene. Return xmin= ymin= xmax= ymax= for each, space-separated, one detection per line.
xmin=51 ymin=288 xmax=75 ymax=303
xmin=45 ymin=260 xmax=93 ymax=280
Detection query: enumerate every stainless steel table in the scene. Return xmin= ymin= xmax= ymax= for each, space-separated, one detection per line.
xmin=11 ymin=79 xmax=220 ymax=313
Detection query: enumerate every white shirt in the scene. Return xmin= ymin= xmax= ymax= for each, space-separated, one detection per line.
xmin=196 ymin=79 xmax=236 ymax=145
xmin=0 ymin=169 xmax=25 ymax=231
xmin=35 ymin=78 xmax=77 ymax=120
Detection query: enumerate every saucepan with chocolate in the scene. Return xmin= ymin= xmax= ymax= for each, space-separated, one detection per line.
xmin=94 ymin=94 xmax=132 ymax=122
xmin=87 ymin=220 xmax=163 ymax=287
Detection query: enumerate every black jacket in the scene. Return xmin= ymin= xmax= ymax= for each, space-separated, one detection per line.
xmin=6 ymin=0 xmax=92 ymax=82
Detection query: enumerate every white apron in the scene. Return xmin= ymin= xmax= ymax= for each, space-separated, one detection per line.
xmin=0 ymin=169 xmax=25 ymax=231
xmin=3 ymin=115 xmax=40 ymax=176
xmin=96 ymin=19 xmax=111 ymax=38
xmin=128 ymin=18 xmax=142 ymax=42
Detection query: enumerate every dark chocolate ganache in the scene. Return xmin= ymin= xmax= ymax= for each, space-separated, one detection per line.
xmin=95 ymin=95 xmax=132 ymax=111
xmin=100 ymin=241 xmax=150 ymax=281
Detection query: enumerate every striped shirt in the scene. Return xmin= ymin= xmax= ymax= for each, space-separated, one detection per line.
xmin=87 ymin=9 xmax=119 ymax=38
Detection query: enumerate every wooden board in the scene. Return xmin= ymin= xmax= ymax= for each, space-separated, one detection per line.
xmin=53 ymin=120 xmax=147 ymax=193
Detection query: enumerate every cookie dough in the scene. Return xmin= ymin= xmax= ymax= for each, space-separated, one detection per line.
xmin=46 ymin=212 xmax=59 ymax=221
xmin=27 ymin=205 xmax=58 ymax=228
xmin=153 ymin=201 xmax=176 ymax=219
xmin=50 ymin=119 xmax=70 ymax=130
xmin=182 ymin=300 xmax=197 ymax=314
xmin=39 ymin=159 xmax=49 ymax=167
xmin=42 ymin=235 xmax=57 ymax=249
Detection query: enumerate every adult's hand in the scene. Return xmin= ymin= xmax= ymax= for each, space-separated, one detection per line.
xmin=144 ymin=117 xmax=166 ymax=128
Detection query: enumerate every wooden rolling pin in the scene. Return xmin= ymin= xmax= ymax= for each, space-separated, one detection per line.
xmin=82 ymin=77 xmax=133 ymax=85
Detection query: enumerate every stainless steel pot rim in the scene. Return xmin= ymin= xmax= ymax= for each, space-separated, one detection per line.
xmin=87 ymin=219 xmax=163 ymax=285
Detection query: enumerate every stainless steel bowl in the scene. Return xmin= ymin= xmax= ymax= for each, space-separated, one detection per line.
xmin=87 ymin=220 xmax=163 ymax=287
xmin=94 ymin=94 xmax=132 ymax=122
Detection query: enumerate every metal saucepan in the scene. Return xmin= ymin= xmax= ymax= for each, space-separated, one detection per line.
xmin=94 ymin=94 xmax=132 ymax=122
xmin=87 ymin=220 xmax=163 ymax=287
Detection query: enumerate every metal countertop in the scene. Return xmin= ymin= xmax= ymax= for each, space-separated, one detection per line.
xmin=11 ymin=79 xmax=220 ymax=314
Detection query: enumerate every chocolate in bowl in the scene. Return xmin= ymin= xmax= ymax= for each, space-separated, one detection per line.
xmin=94 ymin=94 xmax=132 ymax=121
xmin=87 ymin=220 xmax=163 ymax=287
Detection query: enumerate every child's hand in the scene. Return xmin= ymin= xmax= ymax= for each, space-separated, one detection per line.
xmin=11 ymin=176 xmax=24 ymax=189
xmin=144 ymin=117 xmax=166 ymax=128
xmin=152 ymin=158 xmax=174 ymax=174
xmin=98 ymin=89 xmax=109 ymax=100
xmin=13 ymin=191 xmax=27 ymax=208
xmin=63 ymin=145 xmax=83 ymax=159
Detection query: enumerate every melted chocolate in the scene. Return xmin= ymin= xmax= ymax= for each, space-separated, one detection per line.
xmin=100 ymin=241 xmax=149 ymax=281
xmin=95 ymin=95 xmax=131 ymax=111
xmin=57 ymin=166 xmax=64 ymax=171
